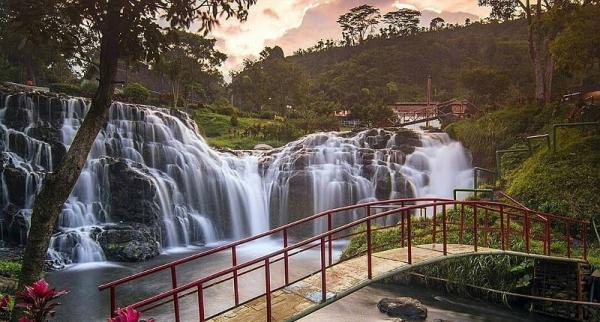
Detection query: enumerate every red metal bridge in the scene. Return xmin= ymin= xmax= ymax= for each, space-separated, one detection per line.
xmin=98 ymin=197 xmax=589 ymax=321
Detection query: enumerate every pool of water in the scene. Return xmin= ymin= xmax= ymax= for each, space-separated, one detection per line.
xmin=302 ymin=283 xmax=561 ymax=322
xmin=47 ymin=239 xmax=554 ymax=322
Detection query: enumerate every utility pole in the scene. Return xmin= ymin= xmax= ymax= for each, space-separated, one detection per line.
xmin=427 ymin=75 xmax=432 ymax=108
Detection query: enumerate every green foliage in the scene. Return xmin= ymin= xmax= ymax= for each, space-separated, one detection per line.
xmin=445 ymin=104 xmax=545 ymax=166
xmin=210 ymin=97 xmax=239 ymax=116
xmin=415 ymin=255 xmax=534 ymax=292
xmin=122 ymin=83 xmax=149 ymax=104
xmin=460 ymin=67 xmax=510 ymax=105
xmin=551 ymin=4 xmax=600 ymax=76
xmin=193 ymin=109 xmax=292 ymax=149
xmin=48 ymin=83 xmax=81 ymax=96
xmin=229 ymin=115 xmax=239 ymax=127
xmin=337 ymin=5 xmax=381 ymax=45
xmin=258 ymin=111 xmax=277 ymax=120
xmin=0 ymin=260 xmax=21 ymax=278
xmin=80 ymin=81 xmax=99 ymax=97
xmin=506 ymin=135 xmax=600 ymax=219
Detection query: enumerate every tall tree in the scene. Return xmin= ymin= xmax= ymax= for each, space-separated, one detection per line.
xmin=430 ymin=17 xmax=445 ymax=30
xmin=156 ymin=30 xmax=226 ymax=108
xmin=382 ymin=8 xmax=421 ymax=37
xmin=337 ymin=5 xmax=381 ymax=46
xmin=5 ymin=0 xmax=256 ymax=288
xmin=479 ymin=0 xmax=575 ymax=102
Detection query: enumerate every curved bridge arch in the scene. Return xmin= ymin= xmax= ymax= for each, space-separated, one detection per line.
xmin=98 ymin=198 xmax=589 ymax=321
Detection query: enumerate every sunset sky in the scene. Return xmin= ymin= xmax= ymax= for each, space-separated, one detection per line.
xmin=208 ymin=0 xmax=490 ymax=74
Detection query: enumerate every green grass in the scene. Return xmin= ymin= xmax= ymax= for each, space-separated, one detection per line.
xmin=193 ymin=110 xmax=288 ymax=149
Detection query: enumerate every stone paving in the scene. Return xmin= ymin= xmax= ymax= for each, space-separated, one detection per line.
xmin=208 ymin=243 xmax=498 ymax=322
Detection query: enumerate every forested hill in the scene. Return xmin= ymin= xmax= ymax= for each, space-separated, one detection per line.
xmin=230 ymin=19 xmax=545 ymax=118
xmin=291 ymin=19 xmax=532 ymax=101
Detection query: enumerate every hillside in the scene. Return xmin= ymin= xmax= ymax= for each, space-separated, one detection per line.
xmin=230 ymin=19 xmax=551 ymax=114
xmin=291 ymin=20 xmax=533 ymax=102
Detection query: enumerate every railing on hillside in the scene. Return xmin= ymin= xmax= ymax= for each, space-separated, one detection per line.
xmin=98 ymin=197 xmax=589 ymax=321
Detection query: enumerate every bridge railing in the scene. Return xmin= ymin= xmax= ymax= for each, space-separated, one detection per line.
xmin=98 ymin=198 xmax=589 ymax=321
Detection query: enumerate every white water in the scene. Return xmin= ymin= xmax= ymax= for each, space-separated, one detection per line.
xmin=0 ymin=93 xmax=472 ymax=265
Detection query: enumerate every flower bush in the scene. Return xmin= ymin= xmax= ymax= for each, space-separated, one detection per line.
xmin=109 ymin=306 xmax=155 ymax=322
xmin=15 ymin=279 xmax=68 ymax=322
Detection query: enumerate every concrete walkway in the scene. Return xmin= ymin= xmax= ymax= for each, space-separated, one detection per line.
xmin=209 ymin=243 xmax=498 ymax=322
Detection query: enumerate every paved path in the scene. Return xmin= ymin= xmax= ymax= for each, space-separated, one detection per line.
xmin=209 ymin=243 xmax=498 ymax=322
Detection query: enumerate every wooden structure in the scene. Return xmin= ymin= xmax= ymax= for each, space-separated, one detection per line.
xmin=389 ymin=99 xmax=475 ymax=126
xmin=98 ymin=197 xmax=589 ymax=322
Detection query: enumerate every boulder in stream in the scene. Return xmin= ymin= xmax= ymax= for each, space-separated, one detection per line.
xmin=377 ymin=297 xmax=428 ymax=320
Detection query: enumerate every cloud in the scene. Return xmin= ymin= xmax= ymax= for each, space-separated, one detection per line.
xmin=208 ymin=0 xmax=489 ymax=75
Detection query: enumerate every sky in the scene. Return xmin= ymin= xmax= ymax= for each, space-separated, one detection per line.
xmin=208 ymin=0 xmax=490 ymax=75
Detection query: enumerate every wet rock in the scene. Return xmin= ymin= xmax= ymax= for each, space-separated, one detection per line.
xmin=377 ymin=297 xmax=427 ymax=320
xmin=1 ymin=206 xmax=30 ymax=245
xmin=107 ymin=158 xmax=160 ymax=226
xmin=96 ymin=225 xmax=160 ymax=262
xmin=27 ymin=126 xmax=67 ymax=167
xmin=393 ymin=129 xmax=422 ymax=148
xmin=1 ymin=164 xmax=29 ymax=207
xmin=374 ymin=169 xmax=393 ymax=200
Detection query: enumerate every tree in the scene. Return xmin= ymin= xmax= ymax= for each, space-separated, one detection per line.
xmin=382 ymin=9 xmax=421 ymax=37
xmin=337 ymin=5 xmax=381 ymax=46
xmin=430 ymin=17 xmax=445 ymax=30
xmin=550 ymin=4 xmax=600 ymax=78
xmin=5 ymin=0 xmax=256 ymax=288
xmin=156 ymin=30 xmax=226 ymax=108
xmin=478 ymin=0 xmax=575 ymax=102
xmin=461 ymin=67 xmax=511 ymax=104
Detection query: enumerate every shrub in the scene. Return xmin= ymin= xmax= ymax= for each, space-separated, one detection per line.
xmin=15 ymin=279 xmax=68 ymax=322
xmin=230 ymin=115 xmax=239 ymax=127
xmin=122 ymin=83 xmax=149 ymax=104
xmin=48 ymin=83 xmax=81 ymax=96
xmin=109 ymin=306 xmax=155 ymax=322
xmin=211 ymin=97 xmax=238 ymax=115
xmin=258 ymin=110 xmax=277 ymax=120
xmin=80 ymin=81 xmax=99 ymax=97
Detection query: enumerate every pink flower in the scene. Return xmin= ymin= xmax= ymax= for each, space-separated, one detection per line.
xmin=0 ymin=294 xmax=10 ymax=311
xmin=18 ymin=318 xmax=34 ymax=322
xmin=109 ymin=306 xmax=155 ymax=322
xmin=16 ymin=278 xmax=68 ymax=321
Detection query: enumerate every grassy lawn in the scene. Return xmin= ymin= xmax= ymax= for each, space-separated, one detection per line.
xmin=193 ymin=110 xmax=288 ymax=149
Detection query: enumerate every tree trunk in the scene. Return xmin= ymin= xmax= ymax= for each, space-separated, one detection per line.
xmin=18 ymin=28 xmax=120 ymax=287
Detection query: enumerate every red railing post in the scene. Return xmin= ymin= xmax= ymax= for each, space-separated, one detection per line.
xmin=566 ymin=222 xmax=572 ymax=258
xmin=442 ymin=204 xmax=447 ymax=256
xmin=320 ymin=237 xmax=327 ymax=303
xmin=524 ymin=211 xmax=530 ymax=254
xmin=265 ymin=258 xmax=272 ymax=322
xmin=109 ymin=287 xmax=116 ymax=317
xmin=366 ymin=206 xmax=373 ymax=279
xmin=500 ymin=205 xmax=505 ymax=251
xmin=507 ymin=211 xmax=512 ymax=250
xmin=544 ymin=218 xmax=549 ymax=256
xmin=327 ymin=212 xmax=333 ymax=267
xmin=459 ymin=203 xmax=465 ymax=244
xmin=483 ymin=208 xmax=489 ymax=248
xmin=547 ymin=218 xmax=552 ymax=256
xmin=232 ymin=245 xmax=239 ymax=305
xmin=197 ymin=284 xmax=205 ymax=322
xmin=170 ymin=266 xmax=180 ymax=322
xmin=401 ymin=210 xmax=405 ymax=248
xmin=407 ymin=209 xmax=412 ymax=264
xmin=283 ymin=228 xmax=289 ymax=285
xmin=473 ymin=205 xmax=478 ymax=252
xmin=432 ymin=204 xmax=437 ymax=244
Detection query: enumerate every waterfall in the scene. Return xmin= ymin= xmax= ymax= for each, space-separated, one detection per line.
xmin=0 ymin=92 xmax=472 ymax=265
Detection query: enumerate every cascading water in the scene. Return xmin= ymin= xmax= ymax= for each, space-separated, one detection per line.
xmin=0 ymin=91 xmax=472 ymax=266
